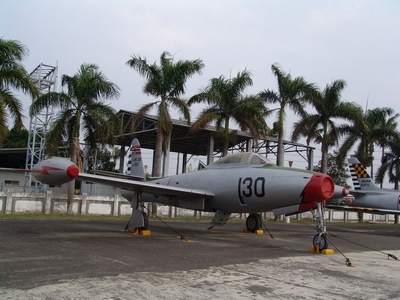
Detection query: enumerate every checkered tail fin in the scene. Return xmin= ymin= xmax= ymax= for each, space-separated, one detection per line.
xmin=347 ymin=157 xmax=379 ymax=190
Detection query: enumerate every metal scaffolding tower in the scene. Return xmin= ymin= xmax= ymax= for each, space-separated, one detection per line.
xmin=24 ymin=63 xmax=58 ymax=192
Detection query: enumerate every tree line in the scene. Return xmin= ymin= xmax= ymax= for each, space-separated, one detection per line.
xmin=1 ymin=38 xmax=399 ymax=196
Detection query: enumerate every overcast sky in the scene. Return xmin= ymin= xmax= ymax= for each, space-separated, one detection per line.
xmin=2 ymin=0 xmax=400 ymax=179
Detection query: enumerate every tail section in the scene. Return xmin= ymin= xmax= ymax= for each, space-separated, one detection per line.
xmin=127 ymin=138 xmax=146 ymax=181
xmin=347 ymin=156 xmax=379 ymax=190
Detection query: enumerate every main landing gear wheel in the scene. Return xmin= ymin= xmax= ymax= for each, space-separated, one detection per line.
xmin=139 ymin=211 xmax=149 ymax=231
xmin=246 ymin=213 xmax=262 ymax=232
xmin=313 ymin=233 xmax=329 ymax=250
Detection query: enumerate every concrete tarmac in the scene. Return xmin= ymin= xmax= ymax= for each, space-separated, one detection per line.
xmin=1 ymin=219 xmax=399 ymax=299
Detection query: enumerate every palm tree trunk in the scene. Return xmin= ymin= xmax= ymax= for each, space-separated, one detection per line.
xmin=67 ymin=181 xmax=75 ymax=215
xmin=358 ymin=212 xmax=364 ymax=223
xmin=153 ymin=130 xmax=163 ymax=177
xmin=276 ymin=108 xmax=285 ymax=167
xmin=151 ymin=129 xmax=164 ymax=216
xmin=67 ymin=137 xmax=79 ymax=214
xmin=222 ymin=144 xmax=228 ymax=157
xmin=276 ymin=133 xmax=284 ymax=166
xmin=396 ymin=159 xmax=400 ymax=190
xmin=380 ymin=147 xmax=384 ymax=188
xmin=321 ymin=144 xmax=328 ymax=174
xmin=222 ymin=118 xmax=230 ymax=157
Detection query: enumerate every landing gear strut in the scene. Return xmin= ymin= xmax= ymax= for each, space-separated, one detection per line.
xmin=246 ymin=213 xmax=262 ymax=232
xmin=312 ymin=202 xmax=329 ymax=250
xmin=127 ymin=191 xmax=149 ymax=231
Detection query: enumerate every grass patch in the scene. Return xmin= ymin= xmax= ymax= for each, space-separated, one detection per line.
xmin=0 ymin=213 xmax=130 ymax=221
xmin=0 ymin=213 xmax=397 ymax=226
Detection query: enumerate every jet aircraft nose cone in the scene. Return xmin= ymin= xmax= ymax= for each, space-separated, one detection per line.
xmin=66 ymin=164 xmax=79 ymax=179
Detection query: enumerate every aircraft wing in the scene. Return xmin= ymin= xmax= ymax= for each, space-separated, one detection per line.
xmin=77 ymin=173 xmax=215 ymax=198
xmin=325 ymin=205 xmax=400 ymax=215
xmin=88 ymin=170 xmax=145 ymax=181
xmin=0 ymin=167 xmax=28 ymax=172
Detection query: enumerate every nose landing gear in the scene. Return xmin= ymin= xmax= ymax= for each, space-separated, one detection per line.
xmin=312 ymin=202 xmax=329 ymax=251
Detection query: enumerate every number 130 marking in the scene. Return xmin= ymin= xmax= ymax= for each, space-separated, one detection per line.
xmin=238 ymin=177 xmax=265 ymax=198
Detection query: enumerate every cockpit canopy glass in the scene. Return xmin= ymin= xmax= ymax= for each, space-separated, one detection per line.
xmin=208 ymin=152 xmax=272 ymax=168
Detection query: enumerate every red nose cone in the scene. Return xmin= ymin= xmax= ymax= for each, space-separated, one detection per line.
xmin=66 ymin=164 xmax=79 ymax=179
xmin=300 ymin=173 xmax=334 ymax=211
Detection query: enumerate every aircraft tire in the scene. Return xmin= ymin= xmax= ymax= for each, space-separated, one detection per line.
xmin=246 ymin=213 xmax=261 ymax=232
xmin=139 ymin=211 xmax=149 ymax=230
xmin=313 ymin=233 xmax=329 ymax=250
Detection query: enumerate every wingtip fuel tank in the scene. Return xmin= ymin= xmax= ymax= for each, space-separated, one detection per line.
xmin=31 ymin=157 xmax=79 ymax=185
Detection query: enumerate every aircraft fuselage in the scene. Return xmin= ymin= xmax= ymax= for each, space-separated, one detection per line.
xmin=121 ymin=164 xmax=335 ymax=214
xmin=354 ymin=192 xmax=400 ymax=212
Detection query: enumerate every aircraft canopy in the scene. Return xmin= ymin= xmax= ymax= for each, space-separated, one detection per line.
xmin=208 ymin=152 xmax=272 ymax=168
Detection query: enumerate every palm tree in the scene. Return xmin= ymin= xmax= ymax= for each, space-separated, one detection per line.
xmin=188 ymin=70 xmax=269 ymax=156
xmin=30 ymin=63 xmax=120 ymax=214
xmin=292 ymin=80 xmax=363 ymax=174
xmin=259 ymin=63 xmax=317 ymax=166
xmin=371 ymin=108 xmax=398 ymax=186
xmin=375 ymin=132 xmax=400 ymax=190
xmin=0 ymin=38 xmax=39 ymax=141
xmin=127 ymin=51 xmax=204 ymax=177
xmin=338 ymin=107 xmax=397 ymax=178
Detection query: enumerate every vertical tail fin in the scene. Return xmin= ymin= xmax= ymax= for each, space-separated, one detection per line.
xmin=127 ymin=138 xmax=146 ymax=181
xmin=347 ymin=156 xmax=379 ymax=190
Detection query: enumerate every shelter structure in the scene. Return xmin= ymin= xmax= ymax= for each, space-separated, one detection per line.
xmin=115 ymin=110 xmax=315 ymax=176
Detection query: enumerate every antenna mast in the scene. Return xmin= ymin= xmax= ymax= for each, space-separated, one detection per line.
xmin=24 ymin=63 xmax=58 ymax=192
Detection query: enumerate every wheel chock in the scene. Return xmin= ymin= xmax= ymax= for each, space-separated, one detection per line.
xmin=243 ymin=229 xmax=264 ymax=234
xmin=322 ymin=249 xmax=334 ymax=255
xmin=308 ymin=246 xmax=335 ymax=255
xmin=308 ymin=246 xmax=317 ymax=253
xmin=130 ymin=228 xmax=151 ymax=236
